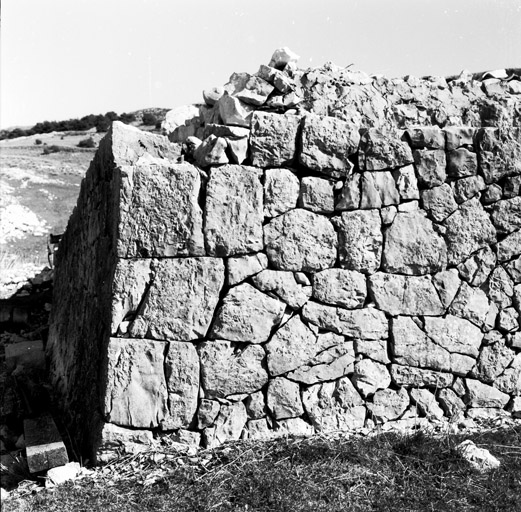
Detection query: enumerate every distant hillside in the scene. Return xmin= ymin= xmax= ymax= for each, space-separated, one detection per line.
xmin=0 ymin=108 xmax=171 ymax=141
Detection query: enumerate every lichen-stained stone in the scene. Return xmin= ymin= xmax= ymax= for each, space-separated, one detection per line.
xmin=302 ymin=301 xmax=388 ymax=340
xmin=227 ymin=253 xmax=268 ymax=286
xmin=161 ymin=341 xmax=199 ymax=430
xmin=264 ymin=209 xmax=337 ymax=272
xmin=367 ymin=388 xmax=409 ymax=422
xmin=299 ymin=177 xmax=335 ymax=213
xmin=474 ymin=337 xmax=515 ymax=383
xmin=267 ymin=377 xmax=304 ymax=419
xmin=432 ymin=269 xmax=461 ymax=309
xmin=263 ymin=168 xmax=300 ymax=217
xmin=368 ymin=273 xmax=444 ymax=316
xmin=286 ymin=341 xmax=356 ymax=384
xmin=412 ymin=149 xmax=446 ymax=188
xmin=497 ymin=230 xmax=521 ymax=263
xmin=382 ymin=211 xmax=447 ymax=275
xmin=103 ymin=338 xmax=168 ymax=428
xmin=352 ymin=359 xmax=391 ymax=397
xmin=423 ymin=315 xmax=483 ymax=358
xmin=335 ymin=173 xmax=361 ymax=211
xmin=393 ymin=165 xmax=419 ymax=201
xmin=443 ymin=197 xmax=497 ymax=266
xmin=410 ymin=388 xmax=444 ymax=419
xmin=252 ymin=270 xmax=312 ymax=309
xmin=249 ymin=112 xmax=300 ymax=167
xmin=458 ymin=246 xmax=496 ymax=286
xmin=420 ymin=184 xmax=458 ymax=223
xmin=354 ymin=338 xmax=390 ymax=365
xmin=444 ymin=126 xmax=477 ymax=151
xmin=438 ymin=389 xmax=466 ymax=418
xmin=358 ymin=129 xmax=413 ymax=171
xmin=477 ymin=127 xmax=521 ymax=184
xmin=491 ymin=197 xmax=521 ymax=235
xmin=111 ymin=259 xmax=152 ymax=334
xmin=486 ymin=266 xmax=514 ymax=308
xmin=118 ymin=162 xmax=205 ymax=258
xmin=312 ymin=268 xmax=367 ymax=309
xmin=447 ymin=148 xmax=478 ymax=178
xmin=210 ymin=283 xmax=284 ymax=343
xmin=302 ymin=377 xmax=366 ymax=431
xmin=197 ymin=399 xmax=221 ymax=429
xmin=360 ymin=171 xmax=400 ymax=208
xmin=205 ymin=165 xmax=263 ymax=256
xmin=199 ymin=340 xmax=268 ymax=398
xmin=465 ymin=379 xmax=510 ymax=408
xmin=204 ymin=402 xmax=248 ymax=448
xmin=449 ymin=282 xmax=490 ymax=328
xmin=138 ymin=258 xmax=224 ymax=341
xmin=335 ymin=210 xmax=382 ymax=273
xmin=494 ymin=354 xmax=521 ymax=395
xmin=391 ymin=317 xmax=474 ymax=375
xmin=299 ymin=114 xmax=360 ymax=178
xmin=265 ymin=315 xmax=318 ymax=376
xmin=452 ymin=176 xmax=486 ymax=203
xmin=390 ymin=365 xmax=453 ymax=388
xmin=405 ymin=126 xmax=445 ymax=150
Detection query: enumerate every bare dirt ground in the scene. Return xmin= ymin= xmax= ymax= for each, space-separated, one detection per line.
xmin=0 ymin=132 xmax=99 ymax=297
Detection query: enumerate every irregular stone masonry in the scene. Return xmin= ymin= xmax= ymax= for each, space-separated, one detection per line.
xmin=47 ymin=48 xmax=521 ymax=462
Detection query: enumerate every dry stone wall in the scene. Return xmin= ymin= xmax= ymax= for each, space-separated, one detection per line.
xmin=47 ymin=49 xmax=521 ymax=462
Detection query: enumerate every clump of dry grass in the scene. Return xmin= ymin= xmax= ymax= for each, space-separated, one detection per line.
xmin=3 ymin=424 xmax=520 ymax=512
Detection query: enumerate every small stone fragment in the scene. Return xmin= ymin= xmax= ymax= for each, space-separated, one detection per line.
xmin=456 ymin=440 xmax=500 ymax=472
xmin=335 ymin=173 xmax=361 ymax=210
xmin=410 ymin=388 xmax=444 ymax=419
xmin=263 ymin=168 xmax=300 ymax=217
xmin=299 ymin=177 xmax=335 ymax=213
xmin=352 ymin=359 xmax=391 ymax=397
xmin=491 ymin=197 xmax=521 ymax=235
xmin=406 ymin=126 xmax=445 ymax=149
xmin=452 ymin=176 xmax=486 ymax=203
xmin=312 ymin=268 xmax=367 ymax=309
xmin=227 ymin=253 xmax=268 ymax=286
xmin=432 ymin=269 xmax=461 ymax=308
xmin=421 ymin=184 xmax=458 ymax=223
xmin=267 ymin=377 xmax=304 ymax=419
xmin=390 ymin=365 xmax=453 ymax=388
xmin=458 ymin=246 xmax=496 ymax=286
xmin=393 ymin=165 xmax=419 ymax=200
xmin=465 ymin=379 xmax=510 ymax=408
xmin=193 ymin=135 xmax=229 ymax=167
xmin=367 ymin=388 xmax=409 ymax=422
xmin=450 ymin=282 xmax=490 ymax=327
xmin=253 ymin=270 xmax=311 ymax=309
xmin=360 ymin=171 xmax=400 ymax=208
xmin=218 ymin=94 xmax=255 ymax=127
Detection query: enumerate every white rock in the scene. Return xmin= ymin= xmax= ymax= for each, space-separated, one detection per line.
xmin=46 ymin=462 xmax=81 ymax=487
xmin=456 ymin=440 xmax=500 ymax=472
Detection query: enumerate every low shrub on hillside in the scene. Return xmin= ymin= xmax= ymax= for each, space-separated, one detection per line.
xmin=42 ymin=145 xmax=62 ymax=155
xmin=77 ymin=137 xmax=96 ymax=148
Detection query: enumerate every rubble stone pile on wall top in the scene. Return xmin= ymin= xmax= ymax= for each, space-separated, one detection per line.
xmin=47 ymin=48 xmax=521 ymax=462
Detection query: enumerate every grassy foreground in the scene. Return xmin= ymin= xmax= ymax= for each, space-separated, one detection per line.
xmin=4 ymin=425 xmax=521 ymax=512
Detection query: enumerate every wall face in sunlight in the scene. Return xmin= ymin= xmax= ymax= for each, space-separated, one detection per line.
xmin=47 ymin=55 xmax=521 ymax=463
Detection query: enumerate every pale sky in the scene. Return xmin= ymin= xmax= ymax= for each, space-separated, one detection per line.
xmin=1 ymin=0 xmax=520 ymax=129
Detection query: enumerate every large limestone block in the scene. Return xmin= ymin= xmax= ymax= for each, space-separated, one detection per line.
xmin=335 ymin=210 xmax=382 ymax=273
xmin=210 ymin=283 xmax=285 ymax=343
xmin=103 ymin=338 xmax=168 ymax=428
xmin=302 ymin=301 xmax=388 ymax=340
xmin=420 ymin=184 xmax=458 ymax=223
xmin=118 ymin=163 xmax=205 ymax=257
xmin=267 ymin=377 xmax=304 ymax=419
xmin=137 ymin=258 xmax=224 ymax=341
xmin=423 ymin=315 xmax=483 ymax=358
xmin=264 ymin=209 xmax=337 ymax=272
xmin=205 ymin=165 xmax=263 ymax=256
xmin=360 ymin=171 xmax=400 ymax=208
xmin=390 ymin=365 xmax=453 ymax=388
xmin=358 ymin=129 xmax=413 ymax=171
xmin=302 ymin=377 xmax=366 ymax=431
xmin=391 ymin=317 xmax=474 ymax=375
xmin=491 ymin=197 xmax=521 ymax=235
xmin=382 ymin=211 xmax=447 ymax=275
xmin=252 ymin=270 xmax=311 ymax=309
xmin=299 ymin=114 xmax=360 ymax=178
xmin=352 ymin=359 xmax=391 ymax=397
xmin=443 ymin=198 xmax=497 ymax=266
xmin=263 ymin=168 xmax=300 ymax=217
xmin=111 ymin=259 xmax=152 ymax=334
xmin=312 ymin=268 xmax=367 ymax=309
xmin=369 ymin=273 xmax=444 ymax=316
xmin=250 ymin=112 xmax=300 ymax=167
xmin=477 ymin=127 xmax=521 ymax=184
xmin=465 ymin=379 xmax=510 ymax=408
xmin=367 ymin=388 xmax=409 ymax=422
xmin=199 ymin=341 xmax=268 ymax=398
xmin=412 ymin=149 xmax=446 ymax=188
xmin=265 ymin=315 xmax=318 ymax=376
xmin=162 ymin=341 xmax=200 ymax=429
xmin=286 ymin=341 xmax=356 ymax=384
